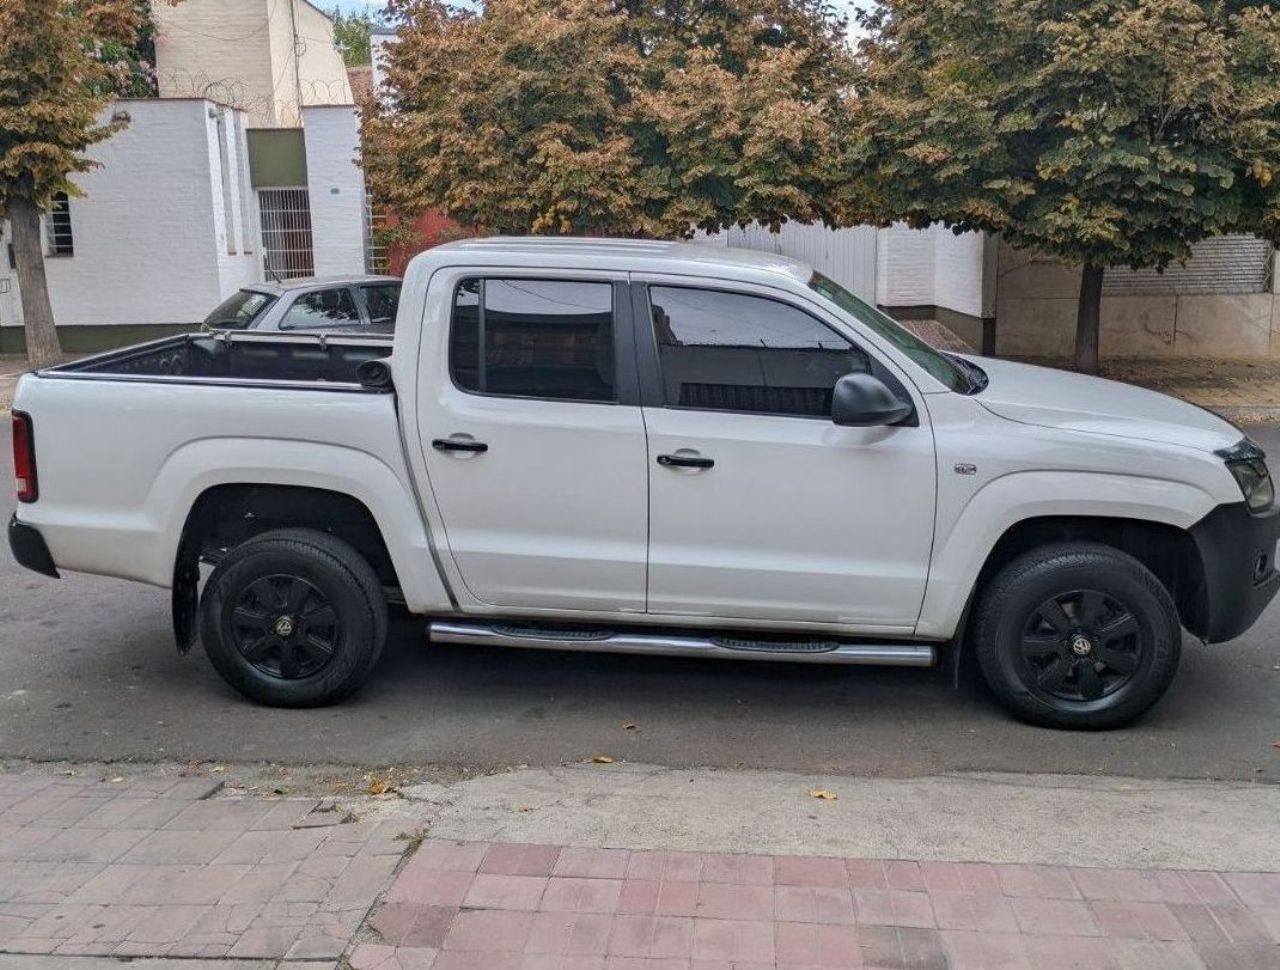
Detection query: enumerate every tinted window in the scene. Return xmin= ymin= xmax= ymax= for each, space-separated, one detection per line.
xmin=362 ymin=283 xmax=400 ymax=326
xmin=450 ymin=279 xmax=615 ymax=402
xmin=807 ymin=272 xmax=965 ymax=392
xmin=280 ymin=288 xmax=360 ymax=329
xmin=204 ymin=289 xmax=277 ymax=329
xmin=648 ymin=286 xmax=870 ymax=417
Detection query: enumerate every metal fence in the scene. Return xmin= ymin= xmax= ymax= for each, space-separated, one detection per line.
xmin=365 ymin=195 xmax=389 ymax=275
xmin=258 ymin=188 xmax=314 ymax=280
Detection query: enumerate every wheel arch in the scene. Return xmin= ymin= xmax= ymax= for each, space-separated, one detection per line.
xmin=179 ymin=483 xmax=401 ymax=589
xmin=970 ymin=516 xmax=1208 ymax=639
xmin=151 ymin=437 xmax=452 ymax=615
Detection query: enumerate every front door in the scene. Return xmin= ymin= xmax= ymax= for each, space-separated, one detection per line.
xmin=637 ymin=281 xmax=937 ymax=630
xmin=419 ymin=274 xmax=649 ymax=613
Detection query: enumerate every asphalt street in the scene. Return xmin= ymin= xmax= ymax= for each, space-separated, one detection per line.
xmin=1 ymin=420 xmax=1278 ymax=781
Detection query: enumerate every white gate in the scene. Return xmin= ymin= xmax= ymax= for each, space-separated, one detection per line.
xmin=258 ymin=188 xmax=315 ymax=280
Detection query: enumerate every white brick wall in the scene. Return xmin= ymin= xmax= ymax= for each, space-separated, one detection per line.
xmin=876 ymin=223 xmax=986 ymax=317
xmin=302 ymin=105 xmax=366 ymax=276
xmin=3 ymin=99 xmax=261 ymax=329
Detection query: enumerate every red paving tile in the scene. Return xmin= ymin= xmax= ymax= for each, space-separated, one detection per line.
xmin=362 ymin=840 xmax=1280 ymax=969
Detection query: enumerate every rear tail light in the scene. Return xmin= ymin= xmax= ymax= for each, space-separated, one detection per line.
xmin=12 ymin=411 xmax=37 ymax=503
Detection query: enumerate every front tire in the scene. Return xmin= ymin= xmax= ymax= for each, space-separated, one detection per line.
xmin=973 ymin=542 xmax=1181 ymax=730
xmin=199 ymin=528 xmax=388 ymax=707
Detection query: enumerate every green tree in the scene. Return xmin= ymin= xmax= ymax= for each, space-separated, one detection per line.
xmin=364 ymin=0 xmax=856 ymax=236
xmin=332 ymin=7 xmax=380 ymax=67
xmin=0 ymin=1 xmax=175 ymax=366
xmin=848 ymin=0 xmax=1280 ymax=373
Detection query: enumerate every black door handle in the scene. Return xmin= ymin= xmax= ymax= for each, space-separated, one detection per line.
xmin=433 ymin=438 xmax=488 ymax=454
xmin=657 ymin=453 xmax=714 ymax=469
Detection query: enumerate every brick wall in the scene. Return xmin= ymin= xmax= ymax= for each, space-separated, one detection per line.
xmin=302 ymin=106 xmax=366 ymax=277
xmin=2 ymin=99 xmax=261 ymax=331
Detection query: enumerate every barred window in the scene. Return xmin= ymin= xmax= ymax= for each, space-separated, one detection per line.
xmin=45 ymin=192 xmax=74 ymax=257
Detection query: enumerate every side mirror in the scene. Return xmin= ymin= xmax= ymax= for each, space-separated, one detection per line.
xmin=831 ymin=372 xmax=913 ymax=427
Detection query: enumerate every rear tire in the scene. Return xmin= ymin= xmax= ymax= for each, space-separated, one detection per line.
xmin=973 ymin=542 xmax=1181 ymax=730
xmin=199 ymin=528 xmax=387 ymax=707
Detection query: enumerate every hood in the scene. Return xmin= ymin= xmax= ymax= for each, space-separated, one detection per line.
xmin=967 ymin=356 xmax=1242 ymax=453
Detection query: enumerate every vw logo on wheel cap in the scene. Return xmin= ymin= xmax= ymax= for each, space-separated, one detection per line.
xmin=1070 ymin=634 xmax=1093 ymax=657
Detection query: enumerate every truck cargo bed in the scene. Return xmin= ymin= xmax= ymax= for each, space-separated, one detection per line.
xmin=43 ymin=332 xmax=390 ymax=390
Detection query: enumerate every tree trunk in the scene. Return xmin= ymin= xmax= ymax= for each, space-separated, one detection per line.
xmin=9 ymin=187 xmax=63 ymax=368
xmin=1074 ymin=263 xmax=1104 ymax=375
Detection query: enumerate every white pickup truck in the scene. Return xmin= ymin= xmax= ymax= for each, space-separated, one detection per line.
xmin=9 ymin=238 xmax=1279 ymax=729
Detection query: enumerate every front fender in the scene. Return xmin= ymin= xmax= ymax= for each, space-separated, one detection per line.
xmin=914 ymin=470 xmax=1218 ymax=639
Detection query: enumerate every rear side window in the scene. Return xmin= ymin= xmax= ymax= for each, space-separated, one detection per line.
xmin=204 ymin=290 xmax=276 ymax=329
xmin=647 ymin=286 xmax=870 ymax=417
xmin=450 ymin=278 xmax=615 ymax=402
xmin=281 ymin=288 xmax=361 ymax=329
xmin=362 ymin=283 xmax=400 ymax=326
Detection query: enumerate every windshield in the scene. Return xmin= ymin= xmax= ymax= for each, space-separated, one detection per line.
xmin=807 ymin=272 xmax=968 ymax=392
xmin=204 ymin=290 xmax=277 ymax=329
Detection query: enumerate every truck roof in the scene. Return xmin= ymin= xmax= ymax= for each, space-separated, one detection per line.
xmin=423 ymin=236 xmax=815 ymax=286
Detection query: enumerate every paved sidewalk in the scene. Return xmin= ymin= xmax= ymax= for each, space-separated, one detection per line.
xmin=0 ymin=764 xmax=1277 ymax=967
xmin=0 ymin=770 xmax=411 ymax=965
xmin=350 ymin=839 xmax=1280 ymax=969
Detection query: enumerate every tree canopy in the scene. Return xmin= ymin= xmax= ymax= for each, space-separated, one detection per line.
xmin=0 ymin=0 xmax=176 ymax=365
xmin=847 ymin=0 xmax=1280 ymax=371
xmin=332 ymin=6 xmax=382 ymax=67
xmin=363 ymin=0 xmax=857 ymax=236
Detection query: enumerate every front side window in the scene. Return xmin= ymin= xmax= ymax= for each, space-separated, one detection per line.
xmin=280 ymin=287 xmax=360 ymax=329
xmin=647 ymin=285 xmax=870 ymax=418
xmin=204 ymin=289 xmax=277 ymax=329
xmin=450 ymin=278 xmax=615 ymax=402
xmin=807 ymin=272 xmax=966 ymax=392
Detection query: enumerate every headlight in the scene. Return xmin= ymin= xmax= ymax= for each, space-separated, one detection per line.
xmin=1217 ymin=439 xmax=1275 ymax=512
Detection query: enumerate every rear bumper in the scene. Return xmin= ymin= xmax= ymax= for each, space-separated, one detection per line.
xmin=1189 ymin=501 xmax=1280 ymax=643
xmin=7 ymin=514 xmax=59 ymax=578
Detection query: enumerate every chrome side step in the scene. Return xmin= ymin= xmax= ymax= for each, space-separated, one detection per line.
xmin=427 ymin=621 xmax=937 ymax=667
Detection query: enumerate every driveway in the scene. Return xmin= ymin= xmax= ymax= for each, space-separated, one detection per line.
xmin=1 ymin=421 xmax=1278 ymax=782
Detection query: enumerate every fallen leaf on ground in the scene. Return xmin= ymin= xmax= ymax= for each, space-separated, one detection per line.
xmin=807 ymin=788 xmax=838 ymax=800
xmin=592 ymin=755 xmax=615 ymax=764
xmin=623 ymin=723 xmax=637 ymax=730
xmin=518 ymin=805 xmax=534 ymax=813
xmin=108 ymin=777 xmax=124 ymax=784
xmin=211 ymin=765 xmax=226 ymax=773
xmin=367 ymin=778 xmax=395 ymax=796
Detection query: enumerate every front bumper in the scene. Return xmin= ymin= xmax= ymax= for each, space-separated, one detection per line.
xmin=7 ymin=514 xmax=59 ymax=578
xmin=1189 ymin=500 xmax=1280 ymax=643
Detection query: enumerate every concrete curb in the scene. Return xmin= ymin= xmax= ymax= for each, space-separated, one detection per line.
xmin=395 ymin=764 xmax=1280 ymax=873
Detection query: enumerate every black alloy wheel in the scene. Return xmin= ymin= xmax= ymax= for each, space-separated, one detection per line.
xmin=973 ymin=542 xmax=1181 ymax=730
xmin=1018 ymin=590 xmax=1142 ymax=703
xmin=199 ymin=528 xmax=387 ymax=707
xmin=231 ymin=574 xmax=341 ymax=680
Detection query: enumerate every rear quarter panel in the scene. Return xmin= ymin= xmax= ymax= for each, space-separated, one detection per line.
xmin=12 ymin=374 xmax=451 ymax=613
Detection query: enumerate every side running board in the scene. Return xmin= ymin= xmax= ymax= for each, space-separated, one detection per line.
xmin=427 ymin=621 xmax=937 ymax=667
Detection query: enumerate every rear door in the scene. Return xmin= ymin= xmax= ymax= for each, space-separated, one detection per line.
xmin=634 ymin=279 xmax=937 ymax=630
xmin=417 ymin=272 xmax=649 ymax=613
